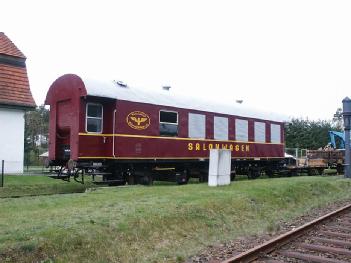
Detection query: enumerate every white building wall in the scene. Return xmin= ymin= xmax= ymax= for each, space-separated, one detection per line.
xmin=0 ymin=108 xmax=25 ymax=173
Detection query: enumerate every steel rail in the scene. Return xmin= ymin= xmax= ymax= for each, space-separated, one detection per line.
xmin=221 ymin=203 xmax=351 ymax=263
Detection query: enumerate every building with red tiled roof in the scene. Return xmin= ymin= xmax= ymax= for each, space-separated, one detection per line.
xmin=0 ymin=32 xmax=36 ymax=173
xmin=0 ymin=32 xmax=36 ymax=108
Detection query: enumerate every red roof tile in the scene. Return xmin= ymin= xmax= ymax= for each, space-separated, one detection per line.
xmin=0 ymin=64 xmax=35 ymax=107
xmin=0 ymin=64 xmax=36 ymax=107
xmin=0 ymin=32 xmax=26 ymax=59
xmin=0 ymin=33 xmax=35 ymax=108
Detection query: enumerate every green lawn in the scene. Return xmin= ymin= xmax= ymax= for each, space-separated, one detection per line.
xmin=1 ymin=176 xmax=351 ymax=262
xmin=0 ymin=175 xmax=97 ymax=198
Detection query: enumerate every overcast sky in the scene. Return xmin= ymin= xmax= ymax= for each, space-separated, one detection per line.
xmin=2 ymin=0 xmax=351 ymax=120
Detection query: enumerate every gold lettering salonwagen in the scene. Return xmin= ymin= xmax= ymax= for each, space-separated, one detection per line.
xmin=187 ymin=142 xmax=250 ymax=152
xmin=188 ymin=143 xmax=193 ymax=151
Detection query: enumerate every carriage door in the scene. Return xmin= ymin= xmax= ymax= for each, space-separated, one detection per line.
xmin=113 ymin=106 xmax=117 ymax=157
xmin=56 ymin=99 xmax=72 ymax=160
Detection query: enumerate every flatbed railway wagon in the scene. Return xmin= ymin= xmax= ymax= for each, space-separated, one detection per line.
xmin=45 ymin=74 xmax=286 ymax=185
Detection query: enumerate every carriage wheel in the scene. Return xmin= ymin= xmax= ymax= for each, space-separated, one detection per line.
xmin=265 ymin=169 xmax=274 ymax=178
xmin=336 ymin=164 xmax=343 ymax=175
xmin=176 ymin=169 xmax=189 ymax=185
xmin=127 ymin=172 xmax=136 ymax=185
xmin=247 ymin=167 xmax=261 ymax=179
xmin=317 ymin=168 xmax=324 ymax=175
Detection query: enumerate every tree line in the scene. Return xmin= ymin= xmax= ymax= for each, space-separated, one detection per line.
xmin=285 ymin=118 xmax=342 ymax=150
xmin=24 ymin=105 xmax=49 ymax=166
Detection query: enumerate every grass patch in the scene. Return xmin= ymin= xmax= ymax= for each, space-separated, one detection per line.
xmin=0 ymin=175 xmax=97 ymax=198
xmin=0 ymin=176 xmax=351 ymax=262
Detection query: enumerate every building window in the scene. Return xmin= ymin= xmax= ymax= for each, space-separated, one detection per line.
xmin=86 ymin=103 xmax=103 ymax=133
xmin=271 ymin=124 xmax=281 ymax=143
xmin=214 ymin=116 xmax=228 ymax=140
xmin=189 ymin=113 xmax=206 ymax=139
xmin=254 ymin=121 xmax=266 ymax=143
xmin=235 ymin=119 xmax=248 ymax=142
xmin=160 ymin=110 xmax=178 ymax=136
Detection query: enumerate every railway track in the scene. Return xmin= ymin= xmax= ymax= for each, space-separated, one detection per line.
xmin=222 ymin=203 xmax=351 ymax=263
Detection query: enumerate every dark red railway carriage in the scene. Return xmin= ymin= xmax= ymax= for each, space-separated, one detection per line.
xmin=45 ymin=74 xmax=286 ymax=184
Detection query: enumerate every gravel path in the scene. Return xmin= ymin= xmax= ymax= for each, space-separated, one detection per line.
xmin=187 ymin=199 xmax=351 ymax=263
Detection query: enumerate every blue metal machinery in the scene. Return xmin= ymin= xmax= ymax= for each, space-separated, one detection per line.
xmin=342 ymin=97 xmax=351 ymax=178
xmin=329 ymin=131 xmax=346 ymax=149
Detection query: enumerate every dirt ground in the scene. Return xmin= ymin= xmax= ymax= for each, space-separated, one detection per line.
xmin=187 ymin=199 xmax=351 ymax=263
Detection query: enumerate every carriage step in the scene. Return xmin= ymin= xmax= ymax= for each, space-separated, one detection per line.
xmin=83 ymin=165 xmax=109 ymax=169
xmin=87 ymin=172 xmax=112 ymax=176
xmin=93 ymin=180 xmax=125 ymax=185
xmin=48 ymin=175 xmax=70 ymax=180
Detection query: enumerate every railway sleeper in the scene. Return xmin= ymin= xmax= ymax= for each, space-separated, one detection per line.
xmin=313 ymin=237 xmax=351 ymax=247
xmin=320 ymin=231 xmax=351 ymax=239
xmin=279 ymin=251 xmax=349 ymax=263
xmin=298 ymin=243 xmax=351 ymax=257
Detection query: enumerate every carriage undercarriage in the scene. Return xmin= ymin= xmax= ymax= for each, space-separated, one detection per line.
xmin=48 ymin=158 xmax=288 ymax=186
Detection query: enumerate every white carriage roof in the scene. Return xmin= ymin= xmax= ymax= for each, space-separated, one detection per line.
xmin=82 ymin=78 xmax=286 ymax=123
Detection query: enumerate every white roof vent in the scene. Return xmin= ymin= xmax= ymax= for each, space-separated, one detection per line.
xmin=113 ymin=80 xmax=128 ymax=88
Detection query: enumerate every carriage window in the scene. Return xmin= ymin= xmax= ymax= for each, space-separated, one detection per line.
xmin=160 ymin=111 xmax=178 ymax=136
xmin=189 ymin=113 xmax=206 ymax=139
xmin=86 ymin=103 xmax=103 ymax=133
xmin=214 ymin=116 xmax=228 ymax=140
xmin=271 ymin=124 xmax=281 ymax=143
xmin=254 ymin=121 xmax=266 ymax=143
xmin=235 ymin=119 xmax=248 ymax=142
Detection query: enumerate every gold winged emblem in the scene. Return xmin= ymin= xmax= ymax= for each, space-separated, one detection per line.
xmin=127 ymin=111 xmax=150 ymax=130
xmin=131 ymin=117 xmax=148 ymax=126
